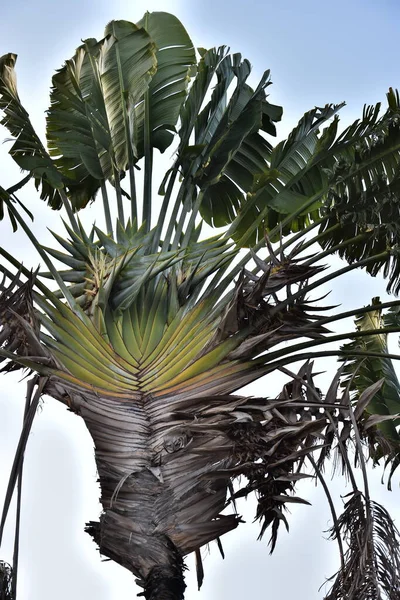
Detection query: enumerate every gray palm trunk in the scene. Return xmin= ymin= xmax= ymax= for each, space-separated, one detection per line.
xmin=46 ymin=372 xmax=320 ymax=598
xmin=48 ymin=381 xmax=238 ymax=598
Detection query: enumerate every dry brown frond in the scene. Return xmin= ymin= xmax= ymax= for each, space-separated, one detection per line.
xmin=0 ymin=271 xmax=40 ymax=372
xmin=325 ymin=494 xmax=400 ymax=600
xmin=0 ymin=560 xmax=13 ymax=600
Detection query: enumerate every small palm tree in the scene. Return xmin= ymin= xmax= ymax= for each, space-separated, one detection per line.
xmin=1 ymin=12 xmax=400 ymax=600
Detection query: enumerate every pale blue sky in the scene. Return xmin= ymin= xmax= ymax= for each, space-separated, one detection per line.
xmin=2 ymin=0 xmax=400 ymax=134
xmin=1 ymin=1 xmax=400 ymax=599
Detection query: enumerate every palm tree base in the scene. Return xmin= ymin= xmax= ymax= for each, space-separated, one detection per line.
xmin=86 ymin=516 xmax=186 ymax=599
xmin=143 ymin=560 xmax=186 ymax=600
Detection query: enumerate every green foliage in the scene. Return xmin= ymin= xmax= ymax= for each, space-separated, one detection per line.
xmin=341 ymin=298 xmax=400 ymax=485
xmin=0 ymin=53 xmax=65 ymax=208
xmin=342 ymin=298 xmax=400 ymax=428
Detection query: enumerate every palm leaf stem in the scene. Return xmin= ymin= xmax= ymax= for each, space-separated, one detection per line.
xmin=341 ymin=349 xmax=400 ymax=362
xmin=344 ymin=387 xmax=383 ymax=596
xmin=181 ymin=190 xmax=205 ymax=248
xmin=215 ymin=191 xmax=326 ymax=297
xmin=170 ymin=151 xmax=209 ymax=249
xmin=262 ymin=350 xmax=400 ymax=382
xmin=179 ymin=250 xmax=236 ymax=314
xmin=307 ymin=453 xmax=346 ymax=571
xmin=100 ymin=180 xmax=113 ymax=236
xmin=257 ymin=326 xmax=400 ymax=367
xmin=110 ymin=20 xmax=139 ymax=228
xmin=0 ymin=249 xmax=52 ymax=299
xmin=274 ymin=400 xmax=350 ymax=410
xmin=184 ymin=263 xmax=230 ymax=313
xmin=200 ymin=263 xmax=236 ymax=305
xmin=59 ymin=189 xmax=79 ymax=234
xmin=142 ymin=90 xmax=152 ymax=232
xmin=267 ymin=216 xmax=332 ymax=256
xmin=272 ymin=221 xmax=339 ymax=262
xmin=163 ymin=182 xmax=192 ymax=251
xmin=113 ymin=169 xmax=125 ymax=227
xmin=247 ymin=219 xmax=340 ymax=280
xmin=11 ymin=471 xmax=22 ymax=600
xmin=171 ymin=196 xmax=190 ymax=251
xmin=259 ymin=214 xmax=326 ymax=258
xmin=5 ymin=202 xmax=76 ymax=307
xmin=271 ymin=250 xmax=389 ymax=316
xmin=0 ymin=378 xmax=47 ymax=547
xmin=10 ymin=379 xmax=33 ymax=600
xmin=203 ymin=218 xmax=325 ymax=301
xmin=177 ymin=51 xmax=223 ymax=152
xmin=152 ymin=168 xmax=178 ymax=253
xmin=129 ymin=164 xmax=137 ymax=228
xmin=303 ymin=233 xmax=370 ymax=268
xmin=345 ymin=383 xmax=372 ymax=501
xmin=302 ymin=300 xmax=400 ymax=331
xmin=239 ymin=190 xmax=323 ymax=248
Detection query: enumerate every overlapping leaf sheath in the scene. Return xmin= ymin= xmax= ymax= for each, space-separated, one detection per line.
xmin=47 ymin=363 xmax=341 ymax=592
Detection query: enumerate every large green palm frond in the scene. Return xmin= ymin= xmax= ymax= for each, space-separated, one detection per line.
xmin=318 ymin=90 xmax=400 ymax=294
xmin=340 ymin=299 xmax=400 ymax=487
xmin=0 ymin=53 xmax=65 ymax=208
xmin=1 ymin=13 xmax=196 ymax=219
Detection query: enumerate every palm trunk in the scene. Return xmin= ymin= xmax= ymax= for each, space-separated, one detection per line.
xmin=86 ymin=514 xmax=186 ymax=600
xmin=47 ymin=381 xmax=241 ymax=596
xmin=80 ymin=393 xmax=187 ymax=595
xmin=143 ymin=562 xmax=186 ymax=600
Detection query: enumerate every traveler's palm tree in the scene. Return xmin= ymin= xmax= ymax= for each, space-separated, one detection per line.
xmin=1 ymin=12 xmax=400 ymax=600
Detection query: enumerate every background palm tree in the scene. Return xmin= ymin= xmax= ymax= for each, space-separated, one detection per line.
xmin=1 ymin=11 xmax=400 ymax=600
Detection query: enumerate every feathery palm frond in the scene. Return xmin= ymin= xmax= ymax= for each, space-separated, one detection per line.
xmin=0 ymin=53 xmax=65 ymax=208
xmin=325 ymin=494 xmax=400 ymax=600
